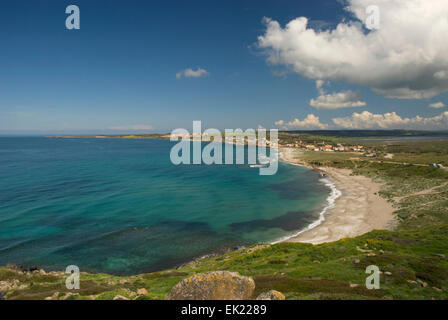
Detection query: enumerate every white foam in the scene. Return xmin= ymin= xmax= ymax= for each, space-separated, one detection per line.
xmin=271 ymin=175 xmax=342 ymax=244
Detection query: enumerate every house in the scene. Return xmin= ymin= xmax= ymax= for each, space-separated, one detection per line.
xmin=323 ymin=145 xmax=334 ymax=152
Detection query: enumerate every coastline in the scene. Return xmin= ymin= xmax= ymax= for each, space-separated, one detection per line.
xmin=278 ymin=148 xmax=396 ymax=245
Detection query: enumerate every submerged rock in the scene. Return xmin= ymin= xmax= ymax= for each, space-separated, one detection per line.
xmin=166 ymin=271 xmax=255 ymax=300
xmin=256 ymin=290 xmax=285 ymax=300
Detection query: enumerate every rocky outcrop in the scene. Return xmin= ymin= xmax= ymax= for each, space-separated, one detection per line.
xmin=166 ymin=271 xmax=255 ymax=300
xmin=137 ymin=288 xmax=148 ymax=296
xmin=0 ymin=279 xmax=27 ymax=292
xmin=256 ymin=290 xmax=285 ymax=300
xmin=6 ymin=264 xmax=38 ymax=273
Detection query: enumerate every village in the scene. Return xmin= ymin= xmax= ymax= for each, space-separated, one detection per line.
xmin=282 ymin=140 xmax=369 ymax=154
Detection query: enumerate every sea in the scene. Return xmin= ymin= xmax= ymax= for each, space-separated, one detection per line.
xmin=0 ymin=137 xmax=332 ymax=275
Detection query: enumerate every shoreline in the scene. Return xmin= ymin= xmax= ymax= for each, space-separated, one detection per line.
xmin=277 ymin=148 xmax=396 ymax=245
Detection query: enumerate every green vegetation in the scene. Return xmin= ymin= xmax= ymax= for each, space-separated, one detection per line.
xmin=362 ymin=140 xmax=448 ymax=166
xmin=1 ymin=225 xmax=447 ymax=300
xmin=1 ymin=136 xmax=447 ymax=300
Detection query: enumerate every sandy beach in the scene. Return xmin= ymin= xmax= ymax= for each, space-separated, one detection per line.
xmin=279 ymin=148 xmax=396 ymax=245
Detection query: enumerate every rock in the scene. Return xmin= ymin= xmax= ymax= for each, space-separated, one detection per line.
xmin=417 ymin=279 xmax=428 ymax=287
xmin=256 ymin=290 xmax=285 ymax=300
xmin=407 ymin=280 xmax=418 ymax=285
xmin=0 ymin=281 xmax=10 ymax=292
xmin=27 ymin=265 xmax=39 ymax=273
xmin=44 ymin=292 xmax=60 ymax=300
xmin=356 ymin=246 xmax=372 ymax=253
xmin=113 ymin=295 xmax=129 ymax=300
xmin=166 ymin=271 xmax=255 ymax=300
xmin=385 ymin=271 xmax=392 ymax=276
xmin=354 ymin=259 xmax=360 ymax=264
xmin=137 ymin=288 xmax=148 ymax=296
xmin=246 ymin=245 xmax=269 ymax=254
xmin=8 ymin=264 xmax=38 ymax=273
xmin=39 ymin=269 xmax=46 ymax=275
xmin=62 ymin=292 xmax=76 ymax=300
xmin=350 ymin=283 xmax=360 ymax=288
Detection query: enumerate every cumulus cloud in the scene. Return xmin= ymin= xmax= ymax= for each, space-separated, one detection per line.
xmin=109 ymin=124 xmax=153 ymax=131
xmin=258 ymin=0 xmax=448 ymax=99
xmin=309 ymin=80 xmax=366 ymax=109
xmin=275 ymin=114 xmax=329 ymax=130
xmin=176 ymin=67 xmax=209 ymax=79
xmin=332 ymin=111 xmax=448 ymax=130
xmin=434 ymin=70 xmax=448 ymax=80
xmin=310 ymin=90 xmax=366 ymax=110
xmin=274 ymin=120 xmax=284 ymax=126
xmin=276 ymin=111 xmax=448 ymax=130
xmin=429 ymin=102 xmax=446 ymax=109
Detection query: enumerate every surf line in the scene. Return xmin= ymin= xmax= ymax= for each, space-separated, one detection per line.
xmin=271 ymin=166 xmax=342 ymax=244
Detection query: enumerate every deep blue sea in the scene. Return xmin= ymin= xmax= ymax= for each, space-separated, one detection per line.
xmin=0 ymin=137 xmax=329 ymax=275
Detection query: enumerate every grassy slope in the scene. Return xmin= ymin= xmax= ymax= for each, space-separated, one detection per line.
xmin=1 ymin=138 xmax=448 ymax=300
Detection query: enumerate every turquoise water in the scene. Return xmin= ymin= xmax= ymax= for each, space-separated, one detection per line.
xmin=0 ymin=137 xmax=329 ymax=275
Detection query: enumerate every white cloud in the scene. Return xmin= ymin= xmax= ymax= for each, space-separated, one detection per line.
xmin=274 ymin=120 xmax=284 ymax=126
xmin=434 ymin=70 xmax=448 ymax=80
xmin=109 ymin=124 xmax=153 ymax=131
xmin=176 ymin=67 xmax=209 ymax=79
xmin=429 ymin=102 xmax=446 ymax=109
xmin=315 ymin=80 xmax=325 ymax=91
xmin=310 ymin=80 xmax=366 ymax=110
xmin=332 ymin=111 xmax=448 ymax=130
xmin=275 ymin=114 xmax=329 ymax=130
xmin=258 ymin=0 xmax=448 ymax=99
xmin=276 ymin=111 xmax=448 ymax=130
xmin=309 ymin=80 xmax=366 ymax=109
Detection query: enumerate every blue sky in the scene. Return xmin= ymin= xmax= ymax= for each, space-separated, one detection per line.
xmin=1 ymin=0 xmax=447 ymax=134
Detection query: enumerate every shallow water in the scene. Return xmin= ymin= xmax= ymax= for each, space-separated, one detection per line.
xmin=0 ymin=137 xmax=329 ymax=275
